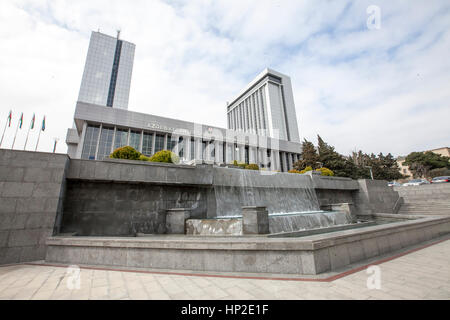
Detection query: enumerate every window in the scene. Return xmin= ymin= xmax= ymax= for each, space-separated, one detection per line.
xmin=190 ymin=138 xmax=195 ymax=160
xmin=245 ymin=146 xmax=249 ymax=164
xmin=178 ymin=136 xmax=184 ymax=158
xmin=142 ymin=132 xmax=153 ymax=156
xmin=97 ymin=126 xmax=114 ymax=160
xmin=154 ymin=134 xmax=165 ymax=153
xmin=114 ymin=128 xmax=128 ymax=149
xmin=81 ymin=125 xmax=100 ymax=160
xmin=202 ymin=141 xmax=207 ymax=160
xmin=129 ymin=130 xmax=141 ymax=151
xmin=167 ymin=135 xmax=176 ymax=152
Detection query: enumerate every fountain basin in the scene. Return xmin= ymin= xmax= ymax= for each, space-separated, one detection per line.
xmin=45 ymin=214 xmax=450 ymax=275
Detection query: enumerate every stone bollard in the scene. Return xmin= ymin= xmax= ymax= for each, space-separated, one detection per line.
xmin=166 ymin=208 xmax=191 ymax=234
xmin=242 ymin=206 xmax=269 ymax=235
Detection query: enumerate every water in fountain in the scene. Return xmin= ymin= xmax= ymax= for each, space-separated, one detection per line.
xmin=213 ymin=167 xmax=321 ymax=217
xmin=210 ymin=167 xmax=353 ymax=234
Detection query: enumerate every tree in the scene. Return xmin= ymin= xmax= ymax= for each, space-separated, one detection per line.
xmin=404 ymin=151 xmax=450 ymax=178
xmin=317 ymin=135 xmax=358 ymax=179
xmin=293 ymin=139 xmax=319 ymax=170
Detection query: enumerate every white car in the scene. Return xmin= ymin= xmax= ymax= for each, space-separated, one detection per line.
xmin=402 ymin=179 xmax=430 ymax=186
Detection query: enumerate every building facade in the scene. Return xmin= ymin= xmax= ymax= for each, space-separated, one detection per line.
xmin=77 ymin=31 xmax=135 ymax=110
xmin=66 ymin=102 xmax=302 ymax=172
xmin=67 ymin=31 xmax=303 ymax=172
xmin=227 ymin=69 xmax=300 ymax=143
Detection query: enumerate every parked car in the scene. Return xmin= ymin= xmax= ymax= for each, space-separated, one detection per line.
xmin=402 ymin=179 xmax=431 ymax=186
xmin=388 ymin=181 xmax=401 ymax=187
xmin=431 ymin=176 xmax=450 ymax=183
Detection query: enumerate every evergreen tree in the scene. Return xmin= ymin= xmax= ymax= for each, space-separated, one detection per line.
xmin=293 ymin=139 xmax=319 ymax=170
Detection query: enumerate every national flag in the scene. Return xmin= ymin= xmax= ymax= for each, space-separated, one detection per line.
xmin=30 ymin=113 xmax=35 ymax=129
xmin=41 ymin=116 xmax=46 ymax=131
xmin=18 ymin=113 xmax=23 ymax=129
xmin=7 ymin=110 xmax=12 ymax=127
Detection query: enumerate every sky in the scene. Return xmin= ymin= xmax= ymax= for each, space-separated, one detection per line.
xmin=0 ymin=0 xmax=449 ymax=157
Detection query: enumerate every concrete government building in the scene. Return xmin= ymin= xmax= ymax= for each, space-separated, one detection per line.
xmin=66 ymin=31 xmax=303 ymax=172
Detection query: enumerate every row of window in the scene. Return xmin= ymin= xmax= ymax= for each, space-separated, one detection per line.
xmin=81 ymin=124 xmax=299 ymax=169
xmin=228 ymin=85 xmax=267 ymax=134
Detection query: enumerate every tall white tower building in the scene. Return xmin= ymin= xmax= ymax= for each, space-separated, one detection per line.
xmin=77 ymin=31 xmax=135 ymax=110
xmin=226 ymin=68 xmax=300 ymax=143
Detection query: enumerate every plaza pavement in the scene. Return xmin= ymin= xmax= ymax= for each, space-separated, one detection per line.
xmin=0 ymin=238 xmax=449 ymax=300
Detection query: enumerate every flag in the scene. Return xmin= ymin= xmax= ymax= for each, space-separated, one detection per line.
xmin=7 ymin=110 xmax=12 ymax=127
xmin=18 ymin=113 xmax=23 ymax=129
xmin=30 ymin=113 xmax=35 ymax=129
xmin=41 ymin=116 xmax=46 ymax=131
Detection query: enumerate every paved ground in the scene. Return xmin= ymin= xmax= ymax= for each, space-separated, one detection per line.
xmin=0 ymin=239 xmax=449 ymax=300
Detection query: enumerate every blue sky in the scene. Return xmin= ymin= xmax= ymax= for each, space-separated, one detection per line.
xmin=0 ymin=0 xmax=449 ymax=156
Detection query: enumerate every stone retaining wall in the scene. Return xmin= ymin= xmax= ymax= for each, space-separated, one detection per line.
xmin=0 ymin=150 xmax=69 ymax=264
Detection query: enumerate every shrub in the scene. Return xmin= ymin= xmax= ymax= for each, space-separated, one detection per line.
xmin=429 ymin=167 xmax=450 ymax=178
xmin=299 ymin=166 xmax=313 ymax=174
xmin=316 ymin=167 xmax=334 ymax=176
xmin=288 ymin=169 xmax=302 ymax=174
xmin=110 ymin=146 xmax=141 ymax=160
xmin=233 ymin=160 xmax=238 ymax=166
xmin=138 ymin=154 xmax=150 ymax=161
xmin=245 ymin=164 xmax=259 ymax=170
xmin=149 ymin=150 xmax=180 ymax=164
xmin=237 ymin=162 xmax=247 ymax=169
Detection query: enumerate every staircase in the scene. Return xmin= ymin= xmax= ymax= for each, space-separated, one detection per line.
xmin=394 ymin=184 xmax=450 ymax=216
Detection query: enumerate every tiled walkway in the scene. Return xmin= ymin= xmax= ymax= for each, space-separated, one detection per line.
xmin=0 ymin=239 xmax=449 ymax=300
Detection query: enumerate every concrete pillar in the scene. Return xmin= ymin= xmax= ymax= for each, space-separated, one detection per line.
xmin=214 ymin=140 xmax=220 ymax=163
xmin=151 ymin=132 xmax=156 ymax=155
xmin=76 ymin=122 xmax=88 ymax=159
xmin=163 ymin=133 xmax=168 ymax=150
xmin=239 ymin=145 xmax=245 ymax=163
xmin=249 ymin=146 xmax=256 ymax=164
xmin=185 ymin=136 xmax=192 ymax=161
xmin=272 ymin=150 xmax=279 ymax=171
xmin=165 ymin=208 xmax=191 ymax=234
xmin=195 ymin=138 xmax=202 ymax=160
xmin=242 ymin=206 xmax=269 ymax=235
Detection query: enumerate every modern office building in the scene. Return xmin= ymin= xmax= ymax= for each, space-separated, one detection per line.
xmin=77 ymin=31 xmax=135 ymax=110
xmin=227 ymin=69 xmax=300 ymax=143
xmin=66 ymin=32 xmax=303 ymax=172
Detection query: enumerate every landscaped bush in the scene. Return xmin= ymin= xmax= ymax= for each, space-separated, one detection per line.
xmin=149 ymin=150 xmax=180 ymax=164
xmin=316 ymin=167 xmax=334 ymax=176
xmin=139 ymin=154 xmax=150 ymax=161
xmin=110 ymin=146 xmax=141 ymax=160
xmin=245 ymin=164 xmax=259 ymax=170
xmin=237 ymin=162 xmax=247 ymax=169
xmin=233 ymin=160 xmax=238 ymax=166
xmin=288 ymin=169 xmax=302 ymax=174
xmin=300 ymin=166 xmax=313 ymax=174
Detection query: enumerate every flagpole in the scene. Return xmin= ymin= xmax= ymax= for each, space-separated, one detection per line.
xmin=0 ymin=120 xmax=7 ymax=148
xmin=23 ymin=114 xmax=34 ymax=150
xmin=11 ymin=116 xmax=21 ymax=149
xmin=35 ymin=128 xmax=42 ymax=152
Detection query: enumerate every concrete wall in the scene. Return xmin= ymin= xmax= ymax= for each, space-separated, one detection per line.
xmin=353 ymin=179 xmax=400 ymax=215
xmin=62 ymin=180 xmax=208 ymax=236
xmin=0 ymin=150 xmax=69 ymax=265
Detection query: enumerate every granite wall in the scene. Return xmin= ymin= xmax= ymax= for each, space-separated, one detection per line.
xmin=0 ymin=150 xmax=69 ymax=265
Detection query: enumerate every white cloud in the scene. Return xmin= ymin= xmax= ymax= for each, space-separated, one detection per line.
xmin=0 ymin=0 xmax=449 ymax=157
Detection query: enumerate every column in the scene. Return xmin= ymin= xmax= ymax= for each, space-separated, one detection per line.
xmin=195 ymin=138 xmax=202 ymax=160
xmin=185 ymin=136 xmax=192 ymax=161
xmin=214 ymin=140 xmax=220 ymax=163
xmin=249 ymin=146 xmax=256 ymax=164
xmin=151 ymin=132 xmax=156 ymax=155
xmin=239 ymin=145 xmax=245 ymax=163
xmin=164 ymin=133 xmax=168 ymax=150
xmin=273 ymin=150 xmax=280 ymax=171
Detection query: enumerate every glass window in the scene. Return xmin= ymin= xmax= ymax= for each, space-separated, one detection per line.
xmin=97 ymin=126 xmax=114 ymax=160
xmin=190 ymin=138 xmax=195 ymax=160
xmin=202 ymin=141 xmax=207 ymax=160
xmin=129 ymin=130 xmax=141 ymax=151
xmin=81 ymin=124 xmax=100 ymax=160
xmin=114 ymin=128 xmax=128 ymax=150
xmin=154 ymin=134 xmax=165 ymax=153
xmin=142 ymin=132 xmax=153 ymax=157
xmin=178 ymin=136 xmax=184 ymax=158
xmin=245 ymin=146 xmax=249 ymax=164
xmin=167 ymin=135 xmax=176 ymax=152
